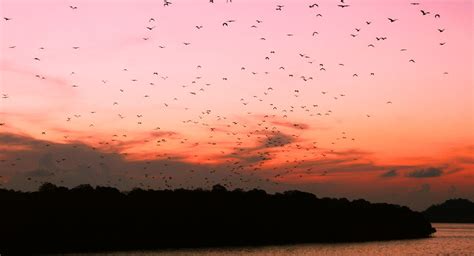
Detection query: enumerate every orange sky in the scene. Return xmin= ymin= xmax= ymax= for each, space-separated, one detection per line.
xmin=0 ymin=0 xmax=473 ymax=210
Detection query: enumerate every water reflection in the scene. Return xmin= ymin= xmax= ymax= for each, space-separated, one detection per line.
xmin=62 ymin=223 xmax=474 ymax=256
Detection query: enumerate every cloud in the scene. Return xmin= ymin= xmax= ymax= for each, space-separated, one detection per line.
xmin=0 ymin=132 xmax=278 ymax=191
xmin=406 ymin=167 xmax=443 ymax=178
xmin=1 ymin=132 xmax=473 ymax=212
xmin=0 ymin=132 xmax=41 ymax=145
xmin=270 ymin=121 xmax=310 ymax=130
xmin=28 ymin=168 xmax=55 ymax=178
xmin=260 ymin=132 xmax=294 ymax=148
xmin=417 ymin=183 xmax=431 ymax=193
xmin=381 ymin=169 xmax=398 ymax=178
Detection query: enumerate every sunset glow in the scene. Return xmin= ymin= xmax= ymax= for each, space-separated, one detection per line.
xmin=1 ymin=0 xmax=473 ymax=210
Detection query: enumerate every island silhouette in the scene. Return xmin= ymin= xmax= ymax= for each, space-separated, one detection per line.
xmin=0 ymin=183 xmax=436 ymax=254
xmin=423 ymin=199 xmax=474 ymax=223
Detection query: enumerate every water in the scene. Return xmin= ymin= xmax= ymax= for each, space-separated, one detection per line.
xmin=63 ymin=223 xmax=474 ymax=256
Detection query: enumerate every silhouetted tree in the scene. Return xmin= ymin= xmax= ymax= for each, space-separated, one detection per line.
xmin=0 ymin=183 xmax=436 ymax=254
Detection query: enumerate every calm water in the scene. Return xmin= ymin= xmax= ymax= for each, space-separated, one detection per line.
xmin=63 ymin=223 xmax=474 ymax=256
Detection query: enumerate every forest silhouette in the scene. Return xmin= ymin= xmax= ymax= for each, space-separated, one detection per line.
xmin=0 ymin=183 xmax=436 ymax=254
xmin=423 ymin=198 xmax=474 ymax=223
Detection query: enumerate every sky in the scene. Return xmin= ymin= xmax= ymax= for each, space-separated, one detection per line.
xmin=0 ymin=0 xmax=473 ymax=210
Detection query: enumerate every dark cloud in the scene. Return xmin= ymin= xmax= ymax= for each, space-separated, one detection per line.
xmin=260 ymin=132 xmax=294 ymax=148
xmin=1 ymin=132 xmax=473 ymax=212
xmin=381 ymin=169 xmax=398 ymax=178
xmin=417 ymin=183 xmax=431 ymax=193
xmin=0 ymin=132 xmax=42 ymax=145
xmin=406 ymin=167 xmax=443 ymax=178
xmin=0 ymin=132 xmax=277 ymax=191
xmin=222 ymin=131 xmax=296 ymax=164
xmin=28 ymin=168 xmax=55 ymax=178
xmin=270 ymin=121 xmax=310 ymax=130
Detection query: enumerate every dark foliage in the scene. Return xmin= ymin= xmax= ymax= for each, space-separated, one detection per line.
xmin=0 ymin=183 xmax=435 ymax=254
xmin=423 ymin=199 xmax=474 ymax=223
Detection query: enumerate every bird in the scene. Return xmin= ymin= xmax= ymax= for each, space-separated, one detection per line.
xmin=438 ymin=28 xmax=445 ymax=32
xmin=69 ymin=5 xmax=78 ymax=10
xmin=146 ymin=26 xmax=155 ymax=30
xmin=312 ymin=31 xmax=319 ymax=36
xmin=435 ymin=14 xmax=441 ymax=18
xmin=338 ymin=4 xmax=350 ymax=8
xmin=420 ymin=10 xmax=430 ymax=15
xmin=196 ymin=25 xmax=203 ymax=29
xmin=388 ymin=18 xmax=398 ymax=22
xmin=222 ymin=22 xmax=228 ymax=26
xmin=4 ymin=17 xmax=12 ymax=21
xmin=309 ymin=3 xmax=318 ymax=8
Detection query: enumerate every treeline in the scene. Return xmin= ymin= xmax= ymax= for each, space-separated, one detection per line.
xmin=0 ymin=183 xmax=435 ymax=254
xmin=423 ymin=198 xmax=474 ymax=223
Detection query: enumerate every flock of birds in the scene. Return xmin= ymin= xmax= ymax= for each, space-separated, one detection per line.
xmin=1 ymin=0 xmax=449 ymax=190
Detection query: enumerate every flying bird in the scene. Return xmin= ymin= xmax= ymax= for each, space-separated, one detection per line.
xmin=420 ymin=10 xmax=430 ymax=15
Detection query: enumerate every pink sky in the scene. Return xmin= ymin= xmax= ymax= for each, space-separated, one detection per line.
xmin=0 ymin=0 xmax=473 ymax=210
